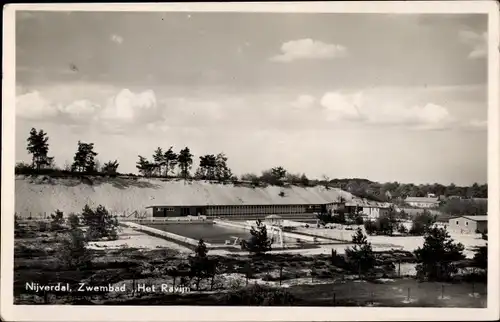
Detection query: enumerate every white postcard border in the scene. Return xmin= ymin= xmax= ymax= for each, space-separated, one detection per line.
xmin=2 ymin=2 xmax=499 ymax=321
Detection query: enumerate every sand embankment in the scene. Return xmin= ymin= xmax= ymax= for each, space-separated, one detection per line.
xmin=14 ymin=175 xmax=354 ymax=218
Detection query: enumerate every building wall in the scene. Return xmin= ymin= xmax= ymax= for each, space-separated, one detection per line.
xmin=206 ymin=204 xmax=322 ymax=216
xmin=406 ymin=201 xmax=439 ymax=208
xmin=151 ymin=204 xmax=326 ymax=217
xmin=448 ymin=217 xmax=479 ymax=234
xmin=362 ymin=207 xmax=380 ymax=219
xmin=476 ymin=221 xmax=488 ymax=233
xmin=360 ymin=207 xmax=390 ymax=219
xmin=152 ymin=206 xmax=206 ymax=217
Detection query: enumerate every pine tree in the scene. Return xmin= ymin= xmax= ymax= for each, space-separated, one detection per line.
xmin=215 ymin=153 xmax=233 ymax=182
xmin=345 ymin=228 xmax=375 ymax=278
xmin=163 ymin=147 xmax=178 ymax=177
xmin=177 ymin=147 xmax=194 ymax=180
xmin=247 ymin=219 xmax=272 ymax=255
xmin=136 ymin=155 xmax=154 ymax=177
xmin=152 ymin=147 xmax=164 ymax=177
xmin=71 ymin=141 xmax=98 ymax=172
xmin=26 ymin=128 xmax=54 ymax=171
xmin=414 ymin=227 xmax=465 ymax=281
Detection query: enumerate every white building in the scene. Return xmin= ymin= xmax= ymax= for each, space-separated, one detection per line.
xmin=405 ymin=197 xmax=440 ymax=208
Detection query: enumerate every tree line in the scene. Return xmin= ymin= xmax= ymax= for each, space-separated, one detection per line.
xmin=16 ymin=128 xmax=488 ymax=198
xmin=17 ymin=128 xmax=120 ymax=176
xmin=328 ymin=178 xmax=488 ymax=200
xmin=136 ymin=147 xmax=233 ymax=182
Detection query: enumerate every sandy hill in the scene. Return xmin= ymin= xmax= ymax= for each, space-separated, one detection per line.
xmin=14 ymin=175 xmax=357 ymax=218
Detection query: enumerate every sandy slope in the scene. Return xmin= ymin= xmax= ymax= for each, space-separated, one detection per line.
xmin=14 ymin=175 xmax=354 ymax=217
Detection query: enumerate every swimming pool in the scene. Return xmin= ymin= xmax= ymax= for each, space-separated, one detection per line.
xmin=144 ymin=222 xmax=250 ymax=244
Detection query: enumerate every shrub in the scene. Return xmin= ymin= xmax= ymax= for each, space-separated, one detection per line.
xmin=50 ymin=209 xmax=65 ymax=231
xmin=14 ymin=215 xmax=27 ymax=238
xmin=190 ymin=239 xmax=211 ymax=290
xmin=67 ymin=213 xmax=80 ymax=229
xmin=472 ymin=246 xmax=487 ymax=270
xmin=220 ymin=284 xmax=295 ymax=305
xmin=37 ymin=221 xmax=49 ymax=232
xmin=410 ymin=211 xmax=436 ymax=235
xmin=398 ymin=224 xmax=408 ymax=235
xmin=330 ymin=249 xmax=347 ymax=267
xmin=354 ymin=214 xmax=364 ymax=225
xmin=15 ymin=162 xmax=34 ymax=174
xmin=364 ymin=220 xmax=377 ymax=235
xmin=101 ymin=160 xmax=119 ymax=175
xmin=57 ymin=228 xmax=93 ymax=270
xmin=81 ymin=205 xmax=119 ymax=241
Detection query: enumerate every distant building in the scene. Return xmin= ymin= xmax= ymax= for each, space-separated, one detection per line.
xmin=405 ymin=197 xmax=440 ymax=208
xmin=448 ymin=215 xmax=487 ymax=234
xmin=472 ymin=197 xmax=488 ymax=203
xmin=345 ymin=200 xmax=392 ymax=220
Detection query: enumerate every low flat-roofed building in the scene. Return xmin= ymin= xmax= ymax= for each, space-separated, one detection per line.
xmin=448 ymin=215 xmax=488 ymax=234
xmin=145 ymin=183 xmax=354 ymax=219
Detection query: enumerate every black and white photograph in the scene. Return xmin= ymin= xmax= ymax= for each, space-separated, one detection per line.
xmin=1 ymin=2 xmax=499 ymax=321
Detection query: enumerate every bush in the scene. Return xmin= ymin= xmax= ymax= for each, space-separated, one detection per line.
xmin=364 ymin=220 xmax=377 ymax=235
xmin=354 ymin=214 xmax=364 ymax=225
xmin=190 ymin=239 xmax=211 ymax=290
xmin=81 ymin=205 xmax=119 ymax=241
xmin=67 ymin=213 xmax=80 ymax=229
xmin=472 ymin=246 xmax=487 ymax=270
xmin=37 ymin=221 xmax=49 ymax=232
xmin=15 ymin=162 xmax=34 ymax=174
xmin=14 ymin=216 xmax=27 ymax=238
xmin=398 ymin=224 xmax=408 ymax=235
xmin=220 ymin=284 xmax=295 ymax=305
xmin=57 ymin=228 xmax=93 ymax=270
xmin=50 ymin=209 xmax=65 ymax=231
xmin=410 ymin=210 xmax=436 ymax=236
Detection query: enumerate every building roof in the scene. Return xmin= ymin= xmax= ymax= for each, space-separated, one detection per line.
xmin=405 ymin=197 xmax=440 ymax=203
xmin=449 ymin=215 xmax=488 ymax=222
xmin=345 ymin=199 xmax=392 ymax=208
xmin=463 ymin=215 xmax=488 ymax=222
xmin=144 ymin=181 xmax=356 ymax=207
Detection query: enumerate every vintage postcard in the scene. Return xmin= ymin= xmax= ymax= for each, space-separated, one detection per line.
xmin=1 ymin=1 xmax=499 ymax=321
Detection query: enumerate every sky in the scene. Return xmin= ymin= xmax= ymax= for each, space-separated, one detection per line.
xmin=15 ymin=11 xmax=488 ymax=185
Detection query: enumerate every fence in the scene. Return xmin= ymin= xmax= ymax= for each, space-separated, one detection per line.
xmin=18 ymin=267 xmax=485 ymax=306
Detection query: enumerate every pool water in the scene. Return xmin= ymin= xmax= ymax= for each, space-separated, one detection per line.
xmin=146 ymin=223 xmax=251 ymax=244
